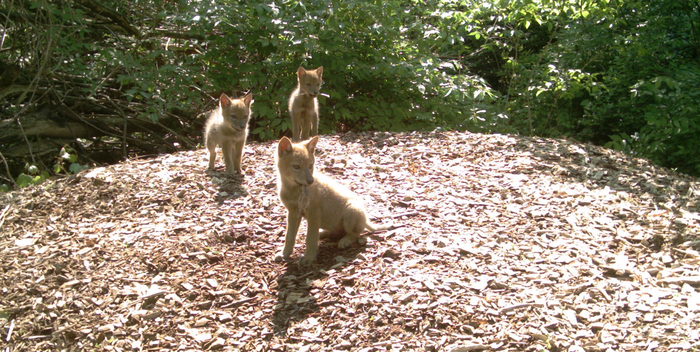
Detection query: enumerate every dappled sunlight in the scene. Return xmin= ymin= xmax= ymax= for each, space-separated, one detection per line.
xmin=2 ymin=131 xmax=698 ymax=350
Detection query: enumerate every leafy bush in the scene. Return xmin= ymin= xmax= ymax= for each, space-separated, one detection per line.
xmin=199 ymin=0 xmax=496 ymax=139
xmin=2 ymin=0 xmax=699 ymax=180
xmin=14 ymin=164 xmax=48 ymax=189
xmin=1 ymin=0 xmax=209 ymax=186
xmin=431 ymin=0 xmax=700 ymax=175
xmin=574 ymin=0 xmax=700 ymax=174
xmin=605 ymin=68 xmax=700 ymax=174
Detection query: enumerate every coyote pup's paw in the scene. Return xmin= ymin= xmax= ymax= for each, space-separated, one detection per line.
xmin=274 ymin=251 xmax=287 ymax=262
xmin=338 ymin=236 xmax=357 ymax=249
xmin=298 ymin=253 xmax=317 ymax=266
xmin=357 ymin=236 xmax=367 ymax=246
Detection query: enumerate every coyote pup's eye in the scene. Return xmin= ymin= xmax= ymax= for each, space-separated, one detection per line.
xmin=292 ymin=164 xmax=301 ymax=170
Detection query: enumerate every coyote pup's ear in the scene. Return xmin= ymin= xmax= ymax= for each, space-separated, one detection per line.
xmin=220 ymin=93 xmax=232 ymax=108
xmin=316 ymin=66 xmax=323 ymax=77
xmin=278 ymin=137 xmax=294 ymax=155
xmin=297 ymin=66 xmax=306 ymax=77
xmin=243 ymin=92 xmax=253 ymax=107
xmin=306 ymin=135 xmax=319 ymax=153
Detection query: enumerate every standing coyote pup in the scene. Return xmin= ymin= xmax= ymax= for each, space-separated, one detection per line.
xmin=275 ymin=136 xmax=390 ymax=265
xmin=204 ymin=92 xmax=253 ymax=175
xmin=289 ymin=66 xmax=323 ymax=141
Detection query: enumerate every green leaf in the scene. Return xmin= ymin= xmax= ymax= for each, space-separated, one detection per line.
xmin=69 ymin=163 xmax=89 ymax=174
xmin=16 ymin=174 xmax=33 ymax=188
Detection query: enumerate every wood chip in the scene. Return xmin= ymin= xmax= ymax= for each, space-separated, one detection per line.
xmin=1 ymin=131 xmax=698 ymax=351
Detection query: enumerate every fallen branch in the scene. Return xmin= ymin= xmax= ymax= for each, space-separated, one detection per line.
xmin=659 ymin=276 xmax=700 ymax=285
xmin=671 ymin=248 xmax=700 ymax=258
xmin=220 ymin=297 xmax=257 ymax=309
xmin=5 ymin=319 xmax=14 ymax=342
xmin=499 ymin=302 xmax=544 ymax=314
xmin=391 ymin=211 xmax=419 ymax=218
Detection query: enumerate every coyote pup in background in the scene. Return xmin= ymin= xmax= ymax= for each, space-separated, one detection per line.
xmin=275 ymin=136 xmax=390 ymax=265
xmin=204 ymin=92 xmax=253 ymax=175
xmin=289 ymin=66 xmax=323 ymax=141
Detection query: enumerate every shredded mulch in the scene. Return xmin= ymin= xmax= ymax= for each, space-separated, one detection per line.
xmin=1 ymin=131 xmax=699 ymax=351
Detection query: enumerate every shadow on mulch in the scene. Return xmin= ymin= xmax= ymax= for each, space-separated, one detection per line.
xmin=206 ymin=169 xmax=249 ymax=204
xmin=271 ymin=240 xmax=368 ymax=337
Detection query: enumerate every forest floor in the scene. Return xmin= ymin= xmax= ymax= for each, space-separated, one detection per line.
xmin=1 ymin=131 xmax=700 ymax=352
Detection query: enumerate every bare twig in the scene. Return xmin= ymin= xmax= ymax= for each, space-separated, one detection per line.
xmin=105 ymin=96 xmax=129 ymax=159
xmin=0 ymin=152 xmax=15 ymax=187
xmin=0 ymin=204 xmax=11 ymax=230
xmin=671 ymin=247 xmax=700 ymax=258
xmin=75 ymin=0 xmax=141 ymax=38
xmin=499 ymin=302 xmax=544 ymax=314
xmin=0 ymin=0 xmax=13 ymax=50
xmin=220 ymin=297 xmax=257 ymax=309
xmin=659 ymin=276 xmax=700 ymax=285
xmin=390 ymin=211 xmax=419 ymax=218
xmin=5 ymin=319 xmax=14 ymax=342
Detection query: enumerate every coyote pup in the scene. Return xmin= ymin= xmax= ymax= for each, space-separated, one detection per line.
xmin=275 ymin=136 xmax=389 ymax=265
xmin=289 ymin=66 xmax=323 ymax=141
xmin=204 ymin=92 xmax=253 ymax=175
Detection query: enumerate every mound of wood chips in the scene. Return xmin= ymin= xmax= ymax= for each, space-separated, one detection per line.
xmin=1 ymin=131 xmax=699 ymax=352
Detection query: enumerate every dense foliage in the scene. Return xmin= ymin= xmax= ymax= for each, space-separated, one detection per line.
xmin=199 ymin=0 xmax=495 ymax=138
xmin=1 ymin=0 xmax=699 ymax=187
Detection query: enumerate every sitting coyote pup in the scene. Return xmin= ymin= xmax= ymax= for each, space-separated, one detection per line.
xmin=289 ymin=66 xmax=323 ymax=141
xmin=204 ymin=92 xmax=253 ymax=175
xmin=275 ymin=136 xmax=390 ymax=265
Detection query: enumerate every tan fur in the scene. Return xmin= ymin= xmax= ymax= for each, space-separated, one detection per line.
xmin=289 ymin=66 xmax=323 ymax=142
xmin=204 ymin=93 xmax=253 ymax=174
xmin=274 ymin=136 xmax=390 ymax=265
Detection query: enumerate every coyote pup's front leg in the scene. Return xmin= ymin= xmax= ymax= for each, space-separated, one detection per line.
xmin=275 ymin=209 xmax=302 ymax=262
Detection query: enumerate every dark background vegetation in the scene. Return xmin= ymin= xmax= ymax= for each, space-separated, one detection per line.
xmin=1 ymin=0 xmax=699 ymax=189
